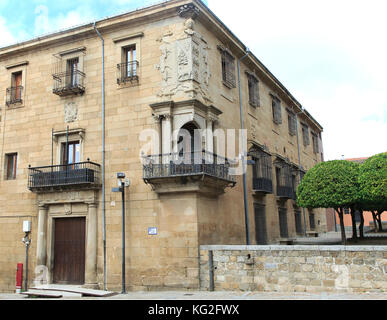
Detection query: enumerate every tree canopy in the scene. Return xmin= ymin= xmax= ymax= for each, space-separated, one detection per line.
xmin=296 ymin=160 xmax=360 ymax=210
xmin=359 ymin=152 xmax=387 ymax=211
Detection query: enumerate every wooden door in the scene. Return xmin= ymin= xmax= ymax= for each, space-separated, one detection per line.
xmin=53 ymin=217 xmax=86 ymax=285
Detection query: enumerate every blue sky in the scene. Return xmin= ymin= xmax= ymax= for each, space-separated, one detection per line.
xmin=0 ymin=0 xmax=386 ymax=160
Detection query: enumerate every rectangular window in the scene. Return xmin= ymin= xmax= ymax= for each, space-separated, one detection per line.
xmin=312 ymin=132 xmax=319 ymax=153
xmin=302 ymin=124 xmax=310 ymax=146
xmin=248 ymin=74 xmax=259 ymax=107
xmin=12 ymin=72 xmax=22 ymax=101
xmin=272 ymin=97 xmax=282 ymax=124
xmin=124 ymin=45 xmax=137 ymax=78
xmin=295 ymin=210 xmax=303 ymax=235
xmin=66 ymin=57 xmax=79 ymax=87
xmin=6 ymin=153 xmax=17 ymax=180
xmin=254 ymin=204 xmax=267 ymax=245
xmin=275 ymin=166 xmax=282 ymax=187
xmin=279 ymin=208 xmax=289 ymax=238
xmin=309 ymin=211 xmax=316 ymax=230
xmin=287 ymin=110 xmax=296 ymax=136
xmin=61 ymin=141 xmax=80 ymax=166
xmin=6 ymin=72 xmax=23 ymax=106
xmin=221 ymin=49 xmax=236 ymax=88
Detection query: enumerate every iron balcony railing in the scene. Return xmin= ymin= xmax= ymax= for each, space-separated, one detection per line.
xmin=143 ymin=150 xmax=236 ymax=184
xmin=117 ymin=61 xmax=139 ymax=84
xmin=6 ymin=86 xmax=23 ymax=106
xmin=253 ymin=178 xmax=273 ymax=194
xmin=277 ymin=185 xmax=294 ymax=199
xmin=28 ymin=161 xmax=101 ymax=191
xmin=52 ymin=70 xmax=85 ymax=96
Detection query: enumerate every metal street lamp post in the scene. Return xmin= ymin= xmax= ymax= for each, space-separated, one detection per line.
xmin=112 ymin=173 xmax=130 ymax=294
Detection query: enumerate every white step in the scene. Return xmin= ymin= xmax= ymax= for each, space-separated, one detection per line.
xmin=31 ymin=285 xmax=116 ymax=297
xmin=21 ymin=289 xmax=81 ymax=298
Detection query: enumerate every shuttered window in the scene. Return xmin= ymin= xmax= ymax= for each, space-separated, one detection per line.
xmin=220 ymin=49 xmax=236 ymax=88
xmin=272 ymin=97 xmax=282 ymax=124
xmin=312 ymin=132 xmax=319 ymax=153
xmin=287 ymin=110 xmax=297 ymax=136
xmin=309 ymin=211 xmax=316 ymax=230
xmin=248 ymin=74 xmax=259 ymax=107
xmin=254 ymin=204 xmax=267 ymax=245
xmin=6 ymin=153 xmax=17 ymax=180
xmin=295 ymin=210 xmax=303 ymax=235
xmin=302 ymin=124 xmax=310 ymax=146
xmin=279 ymin=208 xmax=288 ymax=238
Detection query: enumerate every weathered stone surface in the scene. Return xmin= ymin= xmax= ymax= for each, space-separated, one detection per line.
xmin=199 ymin=246 xmax=387 ymax=294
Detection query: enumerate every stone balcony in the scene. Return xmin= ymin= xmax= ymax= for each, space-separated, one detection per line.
xmin=142 ymin=150 xmax=236 ymax=196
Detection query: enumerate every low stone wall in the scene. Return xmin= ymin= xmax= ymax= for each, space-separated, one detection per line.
xmin=199 ymin=245 xmax=387 ymax=293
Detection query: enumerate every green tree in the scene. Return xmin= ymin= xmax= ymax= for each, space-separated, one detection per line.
xmin=297 ymin=160 xmax=360 ymax=244
xmin=359 ymin=152 xmax=387 ymax=232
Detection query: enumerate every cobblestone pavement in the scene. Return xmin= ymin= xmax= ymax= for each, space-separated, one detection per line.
xmin=0 ymin=291 xmax=386 ymax=300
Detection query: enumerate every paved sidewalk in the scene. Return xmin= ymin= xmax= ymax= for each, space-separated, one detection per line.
xmin=1 ymin=291 xmax=386 ymax=300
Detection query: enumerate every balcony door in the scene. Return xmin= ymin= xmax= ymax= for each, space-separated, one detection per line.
xmin=12 ymin=71 xmax=22 ymax=102
xmin=124 ymin=45 xmax=136 ymax=78
xmin=67 ymin=58 xmax=79 ymax=87
xmin=62 ymin=141 xmax=80 ymax=166
xmin=178 ymin=122 xmax=200 ymax=164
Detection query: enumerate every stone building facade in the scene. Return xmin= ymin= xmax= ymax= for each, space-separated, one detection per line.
xmin=0 ymin=0 xmax=326 ymax=292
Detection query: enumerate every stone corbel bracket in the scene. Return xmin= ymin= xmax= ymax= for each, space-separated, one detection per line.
xmin=178 ymin=4 xmax=200 ymax=20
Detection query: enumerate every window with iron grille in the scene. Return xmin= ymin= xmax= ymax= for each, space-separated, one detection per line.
xmin=117 ymin=45 xmax=138 ymax=84
xmin=287 ymin=110 xmax=297 ymax=136
xmin=272 ymin=96 xmax=282 ymax=124
xmin=279 ymin=208 xmax=289 ymax=238
xmin=220 ymin=48 xmax=236 ymax=88
xmin=309 ymin=211 xmax=316 ymax=230
xmin=6 ymin=72 xmax=23 ymax=106
xmin=250 ymin=147 xmax=273 ymax=193
xmin=295 ymin=209 xmax=303 ymax=235
xmin=274 ymin=158 xmax=293 ymax=198
xmin=254 ymin=203 xmax=267 ymax=245
xmin=312 ymin=132 xmax=319 ymax=153
xmin=247 ymin=74 xmax=259 ymax=107
xmin=5 ymin=153 xmax=17 ymax=180
xmin=302 ymin=123 xmax=310 ymax=146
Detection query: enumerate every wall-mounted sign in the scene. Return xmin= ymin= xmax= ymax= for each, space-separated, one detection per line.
xmin=148 ymin=227 xmax=158 ymax=236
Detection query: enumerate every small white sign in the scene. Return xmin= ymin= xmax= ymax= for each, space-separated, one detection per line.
xmin=148 ymin=227 xmax=158 ymax=236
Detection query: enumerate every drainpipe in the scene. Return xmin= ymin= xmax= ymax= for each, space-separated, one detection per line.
xmin=237 ymin=48 xmax=250 ymax=245
xmin=93 ymin=22 xmax=107 ymax=291
xmin=295 ymin=110 xmax=307 ymax=237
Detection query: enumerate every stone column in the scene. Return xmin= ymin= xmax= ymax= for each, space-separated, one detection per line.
xmin=206 ymin=119 xmax=214 ymax=163
xmin=85 ymin=202 xmax=98 ymax=288
xmin=36 ymin=205 xmax=48 ymax=268
xmin=162 ymin=114 xmax=172 ymax=155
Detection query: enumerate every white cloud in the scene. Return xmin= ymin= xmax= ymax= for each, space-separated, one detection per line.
xmin=32 ymin=4 xmax=97 ymax=37
xmin=208 ymin=0 xmax=387 ymax=160
xmin=0 ymin=16 xmax=16 ymax=47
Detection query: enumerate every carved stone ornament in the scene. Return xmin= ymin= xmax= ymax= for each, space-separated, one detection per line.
xmin=178 ymin=4 xmax=200 ymax=20
xmin=64 ymin=204 xmax=72 ymax=215
xmin=156 ymin=19 xmax=211 ymax=103
xmin=64 ymin=102 xmax=78 ymax=123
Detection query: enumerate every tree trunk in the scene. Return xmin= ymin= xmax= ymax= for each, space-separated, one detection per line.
xmin=336 ymin=208 xmax=346 ymax=245
xmin=377 ymin=210 xmax=384 ymax=232
xmin=358 ymin=210 xmax=364 ymax=239
xmin=371 ymin=211 xmax=378 ymax=232
xmin=350 ymin=207 xmax=358 ymax=241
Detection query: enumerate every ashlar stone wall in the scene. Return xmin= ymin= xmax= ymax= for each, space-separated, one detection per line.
xmin=200 ymin=245 xmax=387 ymax=294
